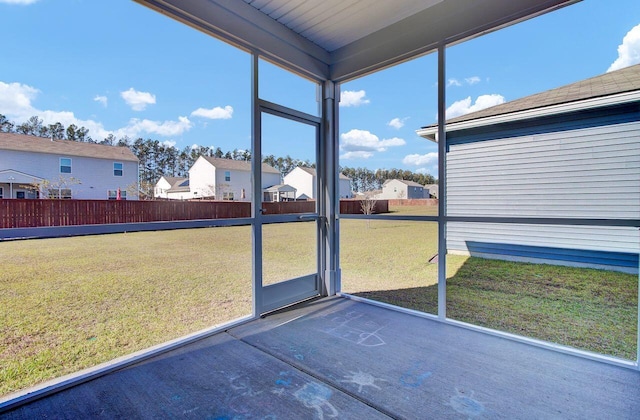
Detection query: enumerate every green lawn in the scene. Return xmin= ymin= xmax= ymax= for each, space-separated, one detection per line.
xmin=1 ymin=206 xmax=638 ymax=396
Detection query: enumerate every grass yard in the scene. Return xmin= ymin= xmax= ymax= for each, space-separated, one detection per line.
xmin=1 ymin=205 xmax=638 ymax=396
xmin=347 ymin=256 xmax=638 ymax=360
xmin=0 ymin=227 xmax=254 ymax=396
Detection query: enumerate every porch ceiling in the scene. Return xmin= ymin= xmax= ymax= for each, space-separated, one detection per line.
xmin=135 ymin=0 xmax=579 ymax=82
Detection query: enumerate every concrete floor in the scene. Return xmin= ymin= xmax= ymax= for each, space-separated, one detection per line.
xmin=3 ymin=296 xmax=639 ymax=419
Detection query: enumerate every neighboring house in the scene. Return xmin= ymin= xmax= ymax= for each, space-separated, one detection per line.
xmin=283 ymin=166 xmax=353 ymax=199
xmin=417 ymin=63 xmax=640 ymax=273
xmin=188 ymin=156 xmax=281 ymax=201
xmin=154 ymin=176 xmax=191 ymax=200
xmin=355 ymin=190 xmax=381 ymax=199
xmin=263 ymin=184 xmax=297 ymax=202
xmin=424 ymin=184 xmax=439 ymax=199
xmin=377 ymin=179 xmax=424 ymax=199
xmin=0 ymin=132 xmax=138 ymax=200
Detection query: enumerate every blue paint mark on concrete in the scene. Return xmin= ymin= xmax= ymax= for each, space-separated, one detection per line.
xmin=449 ymin=388 xmax=485 ymax=417
xmin=400 ymin=362 xmax=432 ymax=388
xmin=276 ymin=371 xmax=292 ymax=387
xmin=294 ymin=382 xmax=339 ymax=418
xmin=295 ymin=382 xmax=332 ymax=402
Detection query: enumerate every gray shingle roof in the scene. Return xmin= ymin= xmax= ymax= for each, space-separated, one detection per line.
xmin=384 ymin=179 xmax=424 ymax=188
xmin=166 ymin=177 xmax=189 ymax=192
xmin=0 ymin=132 xmax=138 ymax=162
xmin=422 ymin=63 xmax=640 ymax=128
xmin=202 ymin=156 xmax=280 ymax=174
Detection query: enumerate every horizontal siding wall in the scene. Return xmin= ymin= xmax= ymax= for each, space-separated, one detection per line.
xmin=446 ymin=121 xmax=640 ymax=270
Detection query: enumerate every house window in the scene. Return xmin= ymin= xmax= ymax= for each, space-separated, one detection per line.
xmin=0 ymin=187 xmax=3 ymax=198
xmin=107 ymin=190 xmax=127 ymax=200
xmin=222 ymin=191 xmax=234 ymax=200
xmin=114 ymin=162 xmax=123 ymax=177
xmin=224 ymin=171 xmax=231 ymax=182
xmin=60 ymin=158 xmax=72 ymax=174
xmin=48 ymin=188 xmax=72 ymax=199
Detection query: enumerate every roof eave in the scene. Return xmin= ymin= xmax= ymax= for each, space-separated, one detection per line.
xmin=416 ymin=90 xmax=640 ymax=141
xmin=135 ymin=0 xmax=577 ymax=84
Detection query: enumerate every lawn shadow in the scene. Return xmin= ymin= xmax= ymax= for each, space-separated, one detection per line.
xmin=349 ymin=285 xmax=439 ymax=316
xmin=347 ymin=256 xmax=638 ymax=360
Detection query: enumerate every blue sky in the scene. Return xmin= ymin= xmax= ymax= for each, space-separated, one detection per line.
xmin=1 ymin=0 xmax=639 ymax=178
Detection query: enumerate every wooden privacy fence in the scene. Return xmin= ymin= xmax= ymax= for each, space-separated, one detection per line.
xmin=340 ymin=199 xmax=388 ymax=214
xmin=0 ymin=199 xmax=389 ymax=229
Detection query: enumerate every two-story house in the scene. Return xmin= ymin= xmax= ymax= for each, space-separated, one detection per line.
xmin=0 ymin=132 xmax=138 ymax=200
xmin=377 ymin=179 xmax=424 ymax=199
xmin=187 ymin=156 xmax=281 ymax=201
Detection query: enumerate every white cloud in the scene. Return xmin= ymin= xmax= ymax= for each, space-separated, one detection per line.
xmin=416 ymin=166 xmax=437 ymax=175
xmin=0 ymin=0 xmax=39 ymax=4
xmin=120 ymin=87 xmax=156 ymax=111
xmin=162 ymin=140 xmax=177 ymax=148
xmin=191 ymin=143 xmax=199 ymax=150
xmin=0 ymin=81 xmax=39 ymax=115
xmin=444 ymin=94 xmax=505 ymax=119
xmin=93 ymin=95 xmax=108 ymax=107
xmin=340 ymin=129 xmax=406 ymax=155
xmin=116 ymin=116 xmax=192 ymax=138
xmin=403 ymin=152 xmax=438 ymax=166
xmin=191 ymin=105 xmax=233 ymax=119
xmin=0 ymin=81 xmax=112 ymax=138
xmin=0 ymin=80 xmax=192 ymax=141
xmin=447 ymin=76 xmax=482 ymax=87
xmin=607 ymin=23 xmax=640 ymax=72
xmin=340 ymin=151 xmax=374 ymax=160
xmin=387 ymin=117 xmax=408 ymax=129
xmin=405 ymin=153 xmax=438 ymax=177
xmin=340 ymin=90 xmax=370 ymax=107
xmin=465 ymin=76 xmax=481 ymax=85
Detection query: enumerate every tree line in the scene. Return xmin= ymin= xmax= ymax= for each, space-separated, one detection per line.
xmin=1 ymin=115 xmax=436 ymax=194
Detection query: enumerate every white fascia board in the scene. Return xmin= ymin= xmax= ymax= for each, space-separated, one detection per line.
xmin=135 ymin=0 xmax=331 ymax=81
xmin=416 ymin=90 xmax=640 ymax=142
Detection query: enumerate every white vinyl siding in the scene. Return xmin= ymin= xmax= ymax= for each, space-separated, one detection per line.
xmin=446 ymin=121 xmax=640 ymax=266
xmin=0 ymin=150 xmax=138 ymax=200
xmin=283 ymin=167 xmax=315 ymax=199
